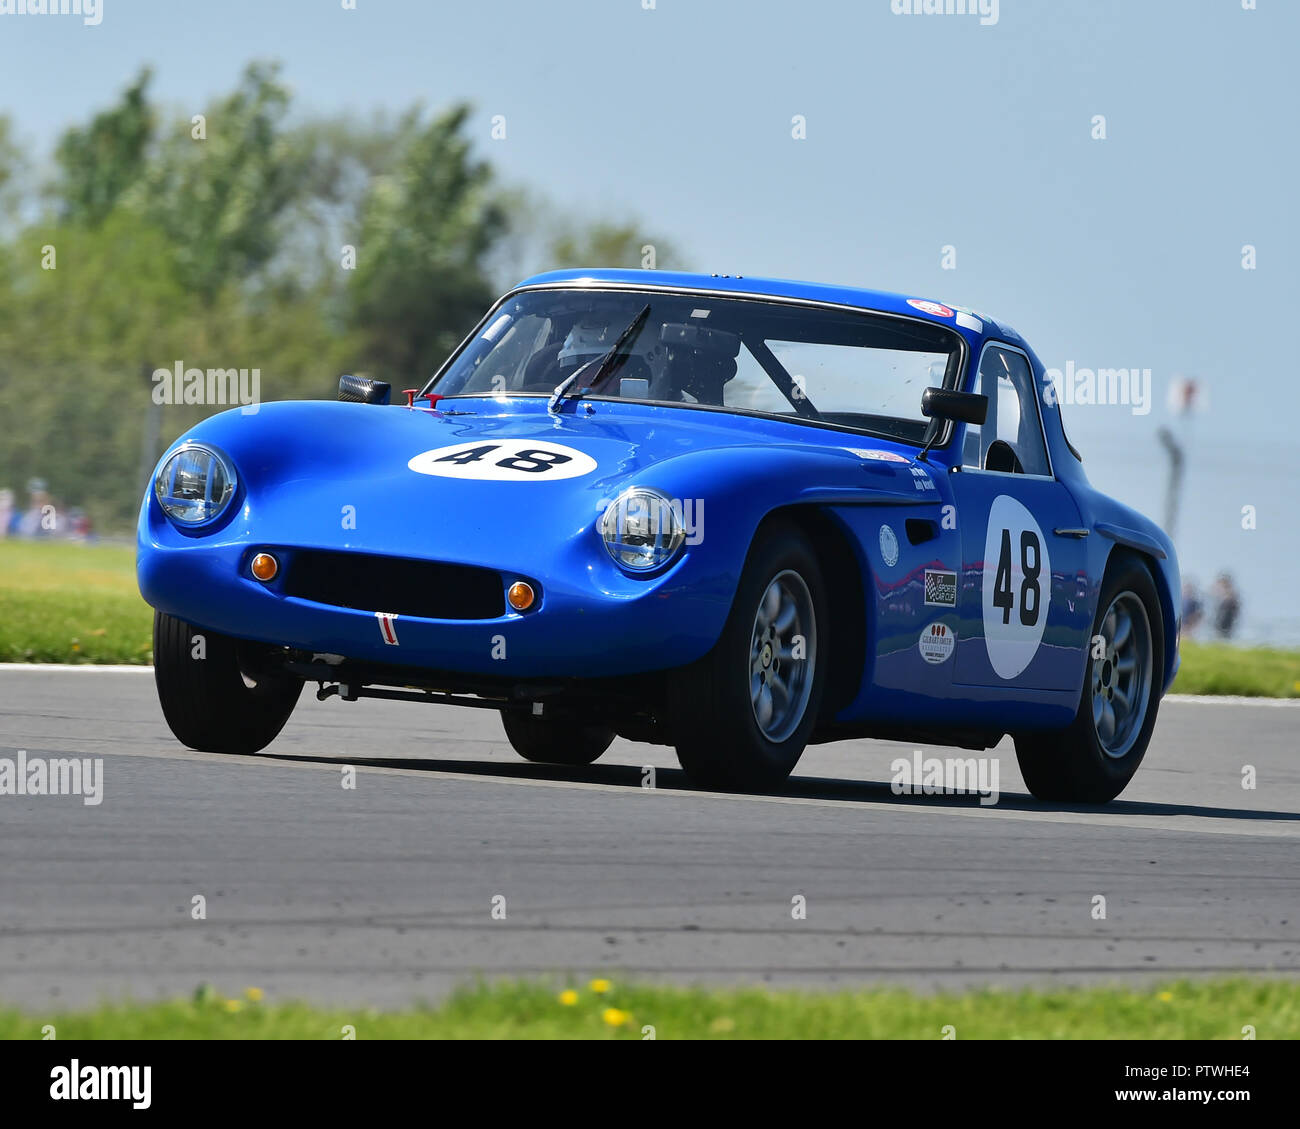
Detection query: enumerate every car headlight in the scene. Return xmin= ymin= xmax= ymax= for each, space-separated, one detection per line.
xmin=154 ymin=443 xmax=237 ymax=526
xmin=600 ymin=488 xmax=685 ymax=571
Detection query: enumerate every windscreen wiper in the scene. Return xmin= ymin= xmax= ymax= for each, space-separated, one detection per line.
xmin=548 ymin=304 xmax=651 ymax=414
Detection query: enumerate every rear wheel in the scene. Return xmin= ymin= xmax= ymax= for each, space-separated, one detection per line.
xmin=1015 ymin=556 xmax=1164 ymax=804
xmin=153 ymin=611 xmax=302 ymax=754
xmin=501 ymin=712 xmax=615 ymax=766
xmin=668 ymin=522 xmax=827 ymax=790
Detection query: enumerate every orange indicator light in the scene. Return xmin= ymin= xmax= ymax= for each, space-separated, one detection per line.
xmin=507 ymin=581 xmax=535 ymax=611
xmin=251 ymin=553 xmax=279 ymax=582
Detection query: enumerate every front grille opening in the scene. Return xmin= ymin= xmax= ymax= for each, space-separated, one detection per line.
xmin=282 ymin=550 xmax=507 ymax=620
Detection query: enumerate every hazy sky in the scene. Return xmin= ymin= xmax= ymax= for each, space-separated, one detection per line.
xmin=3 ymin=0 xmax=1296 ymax=641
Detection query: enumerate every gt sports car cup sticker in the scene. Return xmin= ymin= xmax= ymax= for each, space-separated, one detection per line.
xmin=409 ymin=439 xmax=597 ymax=481
xmin=924 ymin=568 xmax=957 ymax=607
xmin=879 ymin=524 xmax=900 ymax=567
xmin=906 ymin=299 xmax=954 ymax=318
xmin=848 ymin=447 xmax=910 ymax=463
xmin=919 ymin=622 xmax=955 ymax=664
xmin=981 ymin=495 xmax=1051 ymax=679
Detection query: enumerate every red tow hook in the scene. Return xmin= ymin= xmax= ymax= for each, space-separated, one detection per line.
xmin=403 ymin=389 xmax=444 ymax=410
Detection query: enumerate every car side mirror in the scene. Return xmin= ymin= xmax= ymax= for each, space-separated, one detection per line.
xmin=921 ymin=386 xmax=987 ymax=426
xmin=338 ymin=374 xmax=391 ymax=405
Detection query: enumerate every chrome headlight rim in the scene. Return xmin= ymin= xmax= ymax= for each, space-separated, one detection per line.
xmin=599 ymin=486 xmax=686 ymax=574
xmin=153 ymin=441 xmax=239 ymax=528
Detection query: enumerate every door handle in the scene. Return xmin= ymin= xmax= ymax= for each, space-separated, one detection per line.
xmin=1053 ymin=527 xmax=1090 ymax=538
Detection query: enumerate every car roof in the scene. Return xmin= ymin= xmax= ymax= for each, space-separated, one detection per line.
xmin=513 ymin=268 xmax=1018 ymax=343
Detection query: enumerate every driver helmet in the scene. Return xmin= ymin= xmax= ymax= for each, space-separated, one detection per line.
xmin=557 ymin=320 xmax=614 ymax=368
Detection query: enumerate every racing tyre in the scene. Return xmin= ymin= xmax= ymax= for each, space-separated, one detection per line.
xmin=1015 ymin=555 xmax=1164 ymax=804
xmin=501 ymin=712 xmax=615 ymax=765
xmin=153 ymin=611 xmax=302 ymax=754
xmin=668 ymin=521 xmax=828 ymax=790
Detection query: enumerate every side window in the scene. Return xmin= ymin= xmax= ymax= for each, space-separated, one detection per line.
xmin=961 ymin=346 xmax=1051 ymax=476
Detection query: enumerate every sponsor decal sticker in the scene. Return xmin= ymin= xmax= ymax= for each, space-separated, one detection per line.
xmin=879 ymin=523 xmax=900 ymax=567
xmin=409 ymin=439 xmax=597 ymax=481
xmin=376 ymin=612 xmax=400 ymax=646
xmin=907 ymin=299 xmax=954 ymax=318
xmin=909 ymin=465 xmax=936 ymax=491
xmin=919 ymin=622 xmax=956 ymax=664
xmin=951 ymin=304 xmax=988 ymax=334
xmin=924 ymin=568 xmax=958 ymax=607
xmin=848 ymin=447 xmax=910 ymax=463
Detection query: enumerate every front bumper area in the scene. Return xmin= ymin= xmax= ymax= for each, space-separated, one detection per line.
xmin=137 ymin=534 xmax=730 ymax=680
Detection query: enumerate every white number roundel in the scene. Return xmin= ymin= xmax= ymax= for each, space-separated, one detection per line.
xmin=981 ymin=495 xmax=1051 ymax=680
xmin=408 ymin=439 xmax=597 ymax=481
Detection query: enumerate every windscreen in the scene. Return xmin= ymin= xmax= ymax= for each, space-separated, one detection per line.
xmin=430 ymin=288 xmax=963 ymax=444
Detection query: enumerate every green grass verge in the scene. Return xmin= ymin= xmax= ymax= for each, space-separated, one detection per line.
xmin=1 ymin=979 xmax=1296 ymax=1039
xmin=1171 ymin=641 xmax=1300 ymax=698
xmin=1 ymin=540 xmax=1297 ymax=697
xmin=0 ymin=540 xmax=151 ymax=663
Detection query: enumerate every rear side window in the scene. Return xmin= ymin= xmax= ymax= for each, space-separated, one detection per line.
xmin=962 ymin=345 xmax=1051 ymax=476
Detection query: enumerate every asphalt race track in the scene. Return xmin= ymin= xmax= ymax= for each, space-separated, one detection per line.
xmin=1 ymin=667 xmax=1296 ymax=1010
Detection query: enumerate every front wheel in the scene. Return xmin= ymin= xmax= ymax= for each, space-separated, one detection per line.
xmin=1015 ymin=556 xmax=1164 ymax=804
xmin=153 ymin=611 xmax=302 ymax=754
xmin=668 ymin=521 xmax=828 ymax=790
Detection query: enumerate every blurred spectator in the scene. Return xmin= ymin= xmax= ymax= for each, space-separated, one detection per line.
xmin=68 ymin=507 xmax=92 ymax=540
xmin=1181 ymin=578 xmax=1204 ymax=638
xmin=2 ymin=478 xmax=93 ymax=539
xmin=1211 ymin=572 xmax=1241 ymax=640
xmin=15 ymin=478 xmax=59 ymax=538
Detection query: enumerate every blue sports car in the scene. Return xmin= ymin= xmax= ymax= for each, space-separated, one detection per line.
xmin=138 ymin=269 xmax=1180 ymax=803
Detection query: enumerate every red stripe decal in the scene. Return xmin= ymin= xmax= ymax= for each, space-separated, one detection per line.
xmin=376 ymin=612 xmax=399 ymax=645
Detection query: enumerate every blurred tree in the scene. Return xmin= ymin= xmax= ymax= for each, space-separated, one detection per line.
xmin=147 ymin=61 xmax=311 ymax=298
xmin=347 ymin=104 xmax=507 ymax=384
xmin=548 ymin=219 xmax=681 ymax=272
xmin=52 ymin=70 xmax=154 ymax=226
xmin=275 ymin=108 xmax=422 ymax=292
xmin=0 ymin=116 xmax=26 ymax=227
